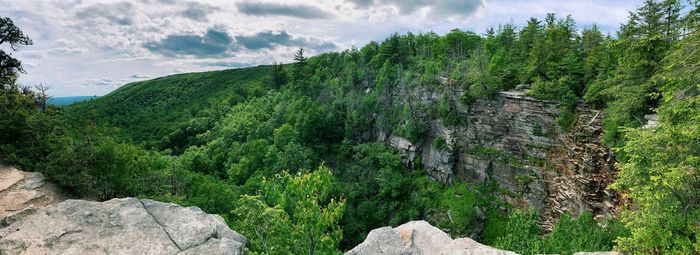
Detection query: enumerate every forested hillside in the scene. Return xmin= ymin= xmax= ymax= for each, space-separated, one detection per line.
xmin=2 ymin=0 xmax=700 ymax=254
xmin=68 ymin=66 xmax=273 ymax=149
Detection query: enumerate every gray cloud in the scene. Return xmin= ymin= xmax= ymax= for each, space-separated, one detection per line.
xmin=347 ymin=0 xmax=483 ymax=17
xmin=236 ymin=2 xmax=334 ymax=19
xmin=179 ymin=2 xmax=219 ymax=21
xmin=47 ymin=47 xmax=89 ymax=56
xmin=143 ymin=29 xmax=236 ymax=57
xmin=130 ymin=73 xmax=150 ymax=79
xmin=203 ymin=61 xmax=252 ymax=68
xmin=75 ymin=2 xmax=135 ymax=25
xmin=235 ymin=31 xmax=337 ymax=51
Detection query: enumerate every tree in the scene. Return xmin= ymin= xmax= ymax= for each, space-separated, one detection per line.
xmin=292 ymin=48 xmax=308 ymax=83
xmin=611 ymin=30 xmax=700 ymax=254
xmin=245 ymin=165 xmax=345 ymax=255
xmin=234 ymin=195 xmax=293 ymax=255
xmin=271 ymin=63 xmax=288 ymax=89
xmin=519 ymin=17 xmax=545 ymax=83
xmin=1 ymin=17 xmax=32 ymax=87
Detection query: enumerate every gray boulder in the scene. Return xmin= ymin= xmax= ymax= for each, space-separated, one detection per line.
xmin=0 ymin=198 xmax=247 ymax=255
xmin=345 ymin=220 xmax=517 ymax=255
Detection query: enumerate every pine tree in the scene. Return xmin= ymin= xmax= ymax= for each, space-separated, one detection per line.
xmin=271 ymin=63 xmax=287 ymax=89
xmin=292 ymin=48 xmax=309 ymax=94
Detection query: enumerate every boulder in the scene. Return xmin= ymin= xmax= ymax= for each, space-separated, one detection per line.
xmin=0 ymin=198 xmax=247 ymax=255
xmin=16 ymin=172 xmax=45 ymax=190
xmin=345 ymin=221 xmax=516 ymax=255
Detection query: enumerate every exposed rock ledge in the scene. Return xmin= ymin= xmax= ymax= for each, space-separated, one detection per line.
xmin=346 ymin=221 xmax=619 ymax=255
xmin=0 ymin=198 xmax=247 ymax=255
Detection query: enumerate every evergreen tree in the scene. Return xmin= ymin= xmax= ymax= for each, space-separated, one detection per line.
xmin=271 ymin=63 xmax=288 ymax=89
xmin=292 ymin=48 xmax=310 ymax=95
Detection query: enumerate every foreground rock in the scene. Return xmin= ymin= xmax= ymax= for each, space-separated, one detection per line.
xmin=0 ymin=198 xmax=247 ymax=255
xmin=346 ymin=221 xmax=620 ymax=255
xmin=346 ymin=221 xmax=516 ymax=255
xmin=0 ymin=165 xmax=67 ymax=228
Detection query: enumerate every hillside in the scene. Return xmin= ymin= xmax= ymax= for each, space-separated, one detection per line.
xmin=67 ymin=66 xmax=274 ymax=148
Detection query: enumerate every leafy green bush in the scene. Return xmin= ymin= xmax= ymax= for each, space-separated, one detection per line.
xmin=432 ymin=137 xmax=448 ymax=151
xmin=484 ymin=210 xmax=628 ymax=255
xmin=435 ymin=184 xmax=482 ymax=237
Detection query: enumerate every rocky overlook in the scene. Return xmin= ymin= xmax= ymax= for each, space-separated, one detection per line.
xmin=0 ymin=167 xmax=247 ymax=255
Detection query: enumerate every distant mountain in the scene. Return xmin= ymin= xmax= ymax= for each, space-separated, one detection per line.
xmin=66 ymin=66 xmax=273 ymax=145
xmin=48 ymin=96 xmax=98 ymax=106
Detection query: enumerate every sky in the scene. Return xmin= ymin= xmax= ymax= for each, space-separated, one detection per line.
xmin=1 ymin=0 xmax=645 ymax=97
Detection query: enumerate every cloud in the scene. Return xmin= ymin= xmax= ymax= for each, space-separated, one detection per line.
xmin=347 ymin=0 xmax=483 ymax=18
xmin=47 ymin=47 xmax=89 ymax=55
xmin=130 ymin=73 xmax=150 ymax=79
xmin=75 ymin=2 xmax=135 ymax=26
xmin=179 ymin=2 xmax=219 ymax=21
xmin=235 ymin=31 xmax=337 ymax=51
xmin=236 ymin=2 xmax=334 ymax=19
xmin=143 ymin=28 xmax=236 ymax=57
xmin=203 ymin=61 xmax=252 ymax=68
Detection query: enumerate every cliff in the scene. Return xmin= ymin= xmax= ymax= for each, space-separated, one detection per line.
xmin=379 ymin=88 xmax=619 ymax=228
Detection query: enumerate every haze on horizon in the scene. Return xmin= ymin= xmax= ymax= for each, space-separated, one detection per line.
xmin=2 ymin=0 xmax=643 ymax=97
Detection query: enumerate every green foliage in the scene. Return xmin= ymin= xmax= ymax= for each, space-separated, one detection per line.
xmin=541 ymin=213 xmax=629 ymax=255
xmin=432 ymin=137 xmax=448 ymax=151
xmin=489 ymin=209 xmax=543 ymax=254
xmin=459 ymin=89 xmax=476 ymax=105
xmin=438 ymin=95 xmax=460 ymax=126
xmin=435 ymin=184 xmax=482 ymax=237
xmin=611 ymin=30 xmax=700 ymax=254
xmin=65 ymin=66 xmax=272 ymax=150
xmin=485 ymin=210 xmax=628 ymax=255
xmin=234 ymin=195 xmax=293 ymax=255
xmin=527 ymin=77 xmax=578 ymax=130
xmin=0 ymin=17 xmax=32 ymax=85
xmin=336 ymin=143 xmax=433 ymax=247
xmin=259 ymin=166 xmax=346 ymax=255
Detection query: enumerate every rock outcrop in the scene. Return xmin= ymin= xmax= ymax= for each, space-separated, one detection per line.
xmin=346 ymin=221 xmax=516 ymax=255
xmin=0 ymin=165 xmax=67 ymax=228
xmin=0 ymin=197 xmax=247 ymax=255
xmin=347 ymin=221 xmax=620 ymax=255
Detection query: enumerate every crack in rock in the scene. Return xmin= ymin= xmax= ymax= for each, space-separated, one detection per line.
xmin=138 ymin=199 xmax=183 ymax=251
xmin=180 ymin=230 xmax=219 ymax=252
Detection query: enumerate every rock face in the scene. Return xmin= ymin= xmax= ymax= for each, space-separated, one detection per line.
xmin=0 ymin=198 xmax=247 ymax=255
xmin=346 ymin=221 xmax=517 ymax=255
xmin=377 ymin=89 xmax=619 ymax=226
xmin=347 ymin=221 xmax=621 ymax=255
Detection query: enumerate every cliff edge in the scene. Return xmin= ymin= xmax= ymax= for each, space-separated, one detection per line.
xmin=0 ymin=197 xmax=247 ymax=255
xmin=0 ymin=165 xmax=247 ymax=255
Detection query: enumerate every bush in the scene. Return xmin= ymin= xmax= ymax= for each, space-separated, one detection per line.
xmin=435 ymin=184 xmax=482 ymax=237
xmin=432 ymin=137 xmax=448 ymax=150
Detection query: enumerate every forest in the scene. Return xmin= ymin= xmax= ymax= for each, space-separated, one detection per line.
xmin=1 ymin=0 xmax=699 ymax=254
